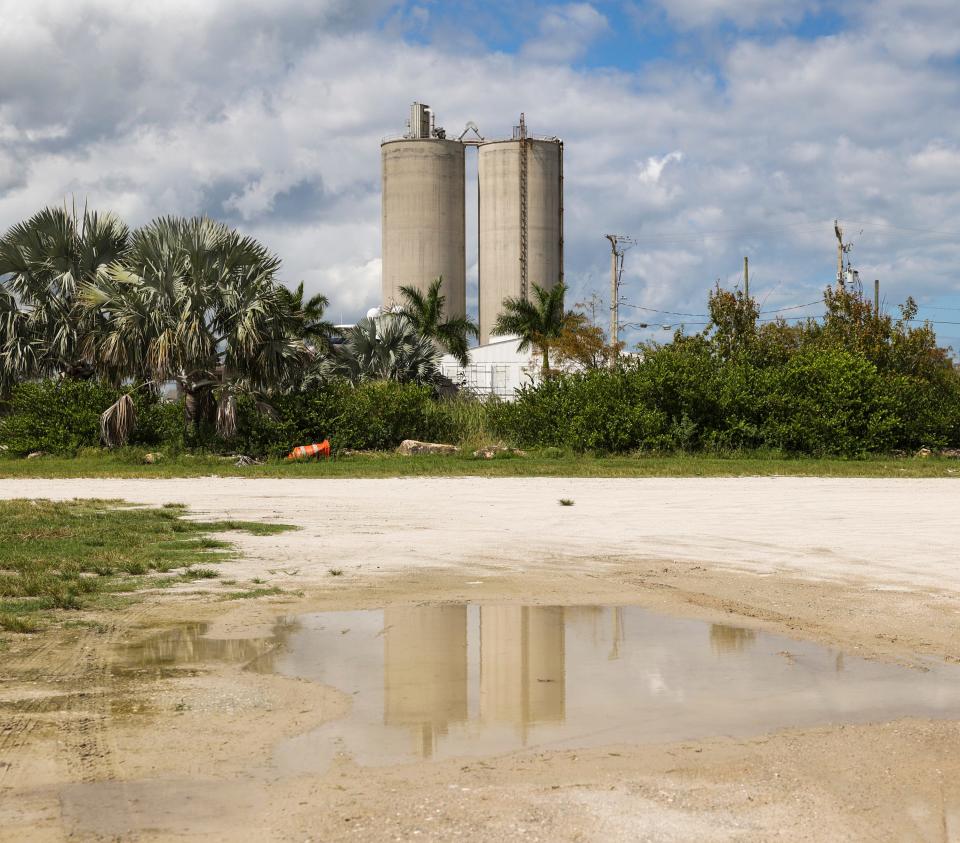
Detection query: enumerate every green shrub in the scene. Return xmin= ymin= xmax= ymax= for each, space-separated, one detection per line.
xmin=0 ymin=380 xmax=179 ymax=455
xmin=490 ymin=370 xmax=668 ymax=453
xmin=758 ymin=348 xmax=898 ymax=456
xmin=491 ymin=345 xmax=960 ymax=457
xmin=231 ymin=381 xmax=473 ymax=457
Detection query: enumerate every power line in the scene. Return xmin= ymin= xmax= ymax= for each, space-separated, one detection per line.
xmin=613 ymin=221 xmax=828 ymax=244
xmin=606 ymin=218 xmax=960 ymax=245
xmin=619 ymin=298 xmax=823 ymax=319
xmin=619 ymin=303 xmax=709 ymax=318
xmin=623 ymin=315 xmax=960 ymax=332
xmin=844 ymin=220 xmax=960 ymax=238
xmin=760 ymin=299 xmax=822 ymax=314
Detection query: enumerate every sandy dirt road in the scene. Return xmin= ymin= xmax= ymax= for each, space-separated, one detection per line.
xmin=0 ymin=476 xmax=957 ymax=589
xmin=2 ymin=477 xmax=959 ymax=842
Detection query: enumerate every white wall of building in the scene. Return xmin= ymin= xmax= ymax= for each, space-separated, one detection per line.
xmin=440 ymin=335 xmax=540 ymax=399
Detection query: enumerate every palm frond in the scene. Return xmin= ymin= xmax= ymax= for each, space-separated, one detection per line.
xmin=100 ymin=393 xmax=136 ymax=448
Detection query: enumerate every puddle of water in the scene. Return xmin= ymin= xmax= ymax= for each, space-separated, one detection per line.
xmin=270 ymin=605 xmax=960 ymax=771
xmin=117 ymin=605 xmax=960 ymax=772
xmin=112 ymin=622 xmax=282 ymax=678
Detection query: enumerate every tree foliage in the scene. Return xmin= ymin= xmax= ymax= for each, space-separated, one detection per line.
xmin=0 ymin=205 xmax=129 ymax=392
xmin=551 ymin=312 xmax=623 ymax=371
xmin=311 ymin=313 xmax=443 ymax=387
xmin=397 ymin=277 xmax=478 ymax=366
xmin=81 ymin=216 xmax=310 ymax=437
xmin=492 ymin=284 xmax=960 ymax=456
xmin=493 ymin=282 xmax=573 ymax=372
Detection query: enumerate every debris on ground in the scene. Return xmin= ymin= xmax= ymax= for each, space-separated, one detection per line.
xmin=234 ymin=455 xmax=262 ymax=467
xmin=473 ymin=444 xmax=527 ymax=459
xmin=396 ymin=440 xmax=458 ymax=456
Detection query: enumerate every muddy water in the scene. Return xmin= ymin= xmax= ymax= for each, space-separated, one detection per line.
xmin=119 ymin=605 xmax=960 ymax=772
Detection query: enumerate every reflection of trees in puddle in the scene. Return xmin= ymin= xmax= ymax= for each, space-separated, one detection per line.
xmin=709 ymin=624 xmax=757 ymax=654
xmin=114 ymin=619 xmax=299 ymax=676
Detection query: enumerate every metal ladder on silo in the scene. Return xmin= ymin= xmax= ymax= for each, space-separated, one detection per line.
xmin=518 ymin=113 xmax=529 ymax=301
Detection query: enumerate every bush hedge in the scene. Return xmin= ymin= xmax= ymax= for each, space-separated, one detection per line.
xmin=0 ymin=379 xmax=469 ymax=457
xmin=489 ymin=343 xmax=960 ymax=457
xmin=0 ymin=380 xmax=182 ymax=455
xmin=3 ymin=283 xmax=959 ymax=459
xmin=230 ymin=380 xmax=459 ymax=457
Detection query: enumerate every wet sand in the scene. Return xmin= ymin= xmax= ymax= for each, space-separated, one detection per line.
xmin=1 ymin=477 xmax=959 ymax=841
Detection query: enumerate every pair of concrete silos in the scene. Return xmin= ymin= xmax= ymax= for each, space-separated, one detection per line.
xmin=381 ymin=106 xmax=563 ymax=346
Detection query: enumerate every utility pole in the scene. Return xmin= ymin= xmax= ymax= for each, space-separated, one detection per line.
xmin=743 ymin=256 xmax=749 ymax=300
xmin=606 ymin=235 xmax=619 ymax=361
xmin=604 ymin=234 xmax=636 ymax=367
xmin=835 ymin=220 xmax=844 ymax=287
xmin=874 ymin=279 xmax=880 ymax=316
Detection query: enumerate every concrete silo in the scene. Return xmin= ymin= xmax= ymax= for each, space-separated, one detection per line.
xmin=381 ymin=103 xmax=466 ymax=319
xmin=478 ymin=116 xmax=563 ymax=344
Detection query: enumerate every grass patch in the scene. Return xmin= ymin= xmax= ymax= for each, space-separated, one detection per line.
xmin=0 ymin=499 xmax=295 ymax=631
xmin=0 ymin=450 xmax=957 ymax=479
xmin=328 ymin=568 xmax=343 ymax=577
xmin=221 ymin=586 xmax=285 ymax=601
xmin=558 ymin=498 xmax=575 ymax=506
xmin=0 ymin=614 xmax=42 ymax=633
xmin=180 ymin=568 xmax=219 ymax=580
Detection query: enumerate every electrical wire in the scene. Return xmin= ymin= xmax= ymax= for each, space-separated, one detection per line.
xmin=619 ymin=303 xmax=709 ymax=317
xmin=610 ymin=218 xmax=960 ymax=245
xmin=619 ymin=298 xmax=823 ymax=319
xmin=759 ymin=299 xmax=822 ymax=313
xmin=843 ymin=220 xmax=960 ymax=238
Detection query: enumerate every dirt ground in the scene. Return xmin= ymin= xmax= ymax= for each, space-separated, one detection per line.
xmin=1 ymin=477 xmax=959 ymax=841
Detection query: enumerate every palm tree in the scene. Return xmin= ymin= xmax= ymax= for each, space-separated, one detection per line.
xmin=282 ymin=282 xmax=335 ymax=353
xmin=83 ymin=216 xmax=309 ymax=439
xmin=493 ymin=282 xmax=572 ymax=372
xmin=397 ymin=277 xmax=478 ymax=366
xmin=0 ymin=204 xmax=129 ymax=393
xmin=311 ymin=313 xmax=442 ymax=386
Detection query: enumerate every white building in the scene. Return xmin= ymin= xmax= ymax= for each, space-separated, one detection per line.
xmin=440 ymin=334 xmax=540 ymax=400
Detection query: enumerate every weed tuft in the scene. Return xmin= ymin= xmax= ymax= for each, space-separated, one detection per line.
xmin=221 ymin=586 xmax=285 ymax=601
xmin=181 ymin=568 xmax=219 ymax=580
xmin=0 ymin=614 xmax=41 ymax=633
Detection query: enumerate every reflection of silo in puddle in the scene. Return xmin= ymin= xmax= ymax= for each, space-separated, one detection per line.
xmin=383 ymin=606 xmax=468 ymax=758
xmin=709 ymin=624 xmax=757 ymax=655
xmin=479 ymin=606 xmax=565 ymax=739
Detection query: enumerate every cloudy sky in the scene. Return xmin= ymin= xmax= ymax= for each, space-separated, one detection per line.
xmin=1 ymin=0 xmax=959 ymax=349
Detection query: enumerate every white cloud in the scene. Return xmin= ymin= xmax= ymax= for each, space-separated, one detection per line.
xmin=638 ymin=151 xmax=684 ymax=185
xmin=651 ymin=0 xmax=817 ymax=29
xmin=1 ymin=0 xmax=959 ymax=344
xmin=521 ymin=3 xmax=608 ymax=62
